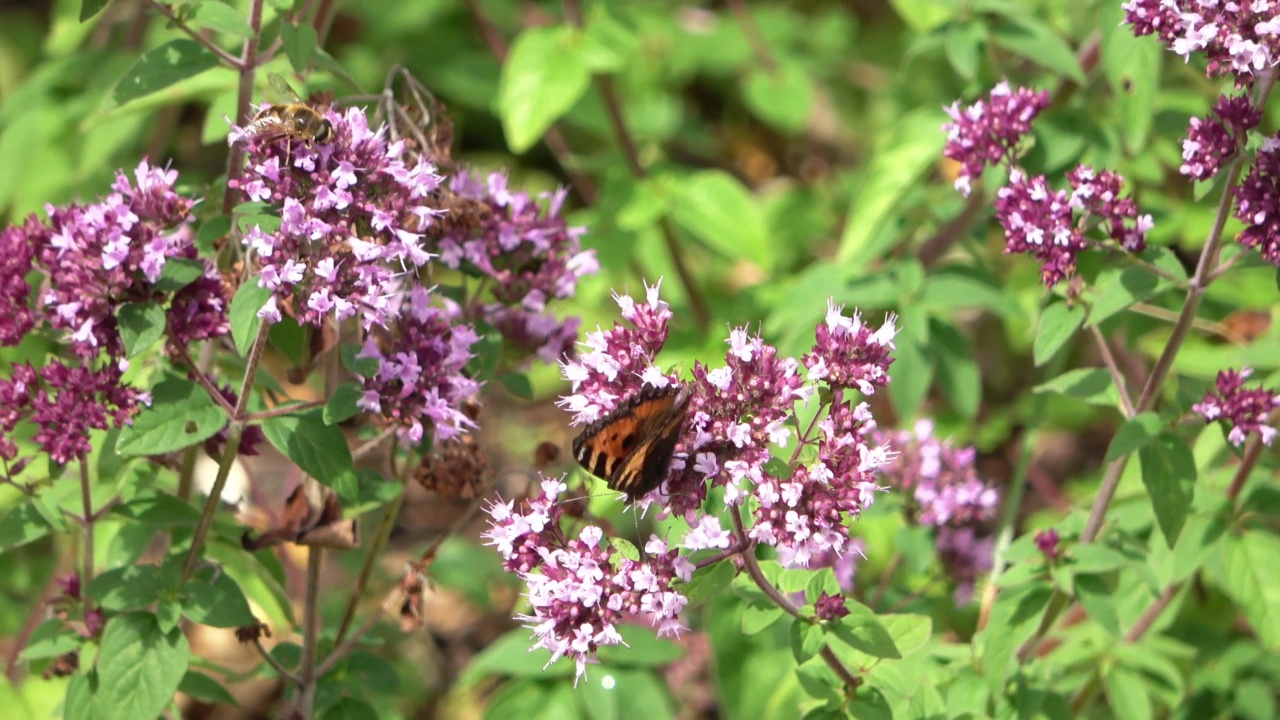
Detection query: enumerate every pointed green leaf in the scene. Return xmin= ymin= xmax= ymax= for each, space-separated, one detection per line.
xmin=1137 ymin=433 xmax=1196 ymax=547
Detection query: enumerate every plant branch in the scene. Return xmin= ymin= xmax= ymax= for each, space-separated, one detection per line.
xmin=332 ymin=490 xmax=405 ymax=646
xmin=171 ymin=339 xmax=237 ymax=416
xmin=146 ymin=1 xmax=243 ymax=68
xmin=867 ymin=552 xmax=900 ymax=610
xmin=180 ymin=422 xmax=244 ymax=582
xmin=222 ymin=0 xmax=266 ymax=214
xmin=294 ymin=548 xmax=325 ymax=718
xmin=78 ymin=462 xmax=94 ymax=608
xmin=253 ymin=637 xmax=301 ymax=685
xmin=462 ymin=0 xmax=600 ymax=204
xmin=241 ymin=400 xmax=327 ymax=423
xmin=561 ymin=0 xmax=710 ymax=331
xmin=730 ymin=512 xmax=861 ymax=691
xmin=1088 ymin=324 xmax=1135 ymax=418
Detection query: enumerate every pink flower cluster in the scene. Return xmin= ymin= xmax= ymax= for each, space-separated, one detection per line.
xmin=0 ymin=160 xmax=226 ymax=359
xmin=493 ymin=282 xmax=900 ymax=679
xmin=1181 ymin=94 xmax=1261 ymax=181
xmin=0 ymin=159 xmax=221 ymax=467
xmin=942 ymin=81 xmax=1050 ymax=196
xmin=230 ymin=107 xmax=442 ymax=329
xmin=355 ymin=286 xmax=480 ymax=446
xmin=1124 ymin=0 xmax=1280 ymax=78
xmin=1193 ymin=367 xmax=1280 ymax=446
xmin=876 ymin=420 xmax=999 ymax=602
xmin=994 ymin=166 xmax=1153 ymax=286
xmin=484 ymin=478 xmax=692 ymax=684
xmin=438 ymin=171 xmax=598 ymax=364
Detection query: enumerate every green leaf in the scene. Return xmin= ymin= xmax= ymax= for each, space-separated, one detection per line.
xmin=321 ymin=697 xmax=379 ymax=720
xmin=1070 ymin=544 xmax=1131 ymax=575
xmin=790 ymin=619 xmax=826 ymax=664
xmin=112 ymin=491 xmax=201 ymax=526
xmin=156 ymin=598 xmax=181 ymax=633
xmin=930 ymin=319 xmax=980 ymax=418
xmin=742 ymin=602 xmax=786 ymax=635
xmin=1087 ymin=266 xmax=1162 ymax=327
xmin=889 ymin=309 xmax=932 ymax=419
xmin=81 ymin=0 xmax=112 ymax=21
xmin=944 ymin=19 xmax=985 ymax=81
xmin=1100 ymin=2 xmax=1161 ymax=152
xmin=87 ymin=565 xmax=164 ymax=611
xmin=742 ymin=59 xmax=814 ymax=133
xmin=1033 ymin=368 xmax=1117 ymax=407
xmin=1138 ymin=433 xmax=1196 ymax=547
xmin=1105 ymin=413 xmax=1163 ymax=461
xmin=261 ymin=411 xmax=358 ymax=499
xmin=64 ymin=671 xmax=95 ymax=720
xmin=1033 ymin=302 xmax=1084 ymax=366
xmin=0 ymin=502 xmax=54 ymax=552
xmin=1220 ymin=531 xmax=1280 ymax=648
xmin=669 ymin=171 xmax=771 ymax=271
xmin=341 ymin=342 xmax=379 ymax=378
xmin=113 ymin=40 xmax=220 ymax=105
xmin=498 ymin=372 xmax=534 ymax=401
xmin=323 ymin=383 xmax=364 ymax=425
xmin=837 ymin=109 xmax=946 ymax=265
xmin=829 ymin=613 xmax=901 ymax=659
xmin=990 ymin=18 xmax=1084 ymax=83
xmin=153 ymin=258 xmax=206 ymax=292
xmin=116 ymin=377 xmax=227 ymax=456
xmin=179 ymin=670 xmax=239 ymax=706
xmin=680 ymin=560 xmax=736 ymax=607
xmin=206 ymin=541 xmax=294 ymax=629
xmin=597 ymin=625 xmax=683 ymax=666
xmin=191 ymin=1 xmax=254 ymax=38
xmin=18 ymin=619 xmax=81 ymax=661
xmin=96 ymin=613 xmax=189 ymax=720
xmin=282 ymin=23 xmax=320 ymax=77
xmin=498 ymin=26 xmax=592 ymax=153
xmin=460 ymin=629 xmax=575 ymax=683
xmin=981 ymin=583 xmax=1052 ymax=694
xmin=610 ymin=670 xmax=675 ymax=720
xmin=876 ymin=614 xmax=932 ymax=656
xmin=1075 ymin=573 xmax=1120 ymax=636
xmin=1104 ymin=666 xmax=1153 ymax=720
xmin=117 ymin=302 xmax=166 ymax=358
xmin=229 ymin=281 xmax=273 ymax=357
xmin=183 ymin=568 xmax=257 ymax=628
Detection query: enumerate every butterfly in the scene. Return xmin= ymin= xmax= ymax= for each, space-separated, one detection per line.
xmin=571 ymin=384 xmax=694 ymax=501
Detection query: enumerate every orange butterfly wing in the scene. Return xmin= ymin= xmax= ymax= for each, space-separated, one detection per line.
xmin=572 ymin=385 xmax=692 ymax=500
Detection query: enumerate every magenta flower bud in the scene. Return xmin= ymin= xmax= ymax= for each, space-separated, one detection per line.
xmin=1035 ymin=528 xmax=1061 ymax=561
xmin=814 ymin=591 xmax=850 ymax=621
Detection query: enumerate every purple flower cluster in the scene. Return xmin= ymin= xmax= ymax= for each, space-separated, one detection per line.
xmin=356 ymin=286 xmax=480 ymax=446
xmin=1193 ymin=367 xmax=1280 ymax=446
xmin=1235 ymin=135 xmax=1280 ymax=265
xmin=1124 ymin=0 xmax=1280 ymax=78
xmin=559 ymin=280 xmax=675 ymax=425
xmin=438 ymin=171 xmax=598 ymax=364
xmin=230 ymin=107 xmax=442 ymax=329
xmin=803 ymin=300 xmax=898 ymax=395
xmin=484 ymin=478 xmax=692 ymax=684
xmin=942 ymin=82 xmax=1050 ymax=196
xmin=0 ymin=361 xmax=142 ymax=465
xmin=1181 ymin=94 xmax=1262 ymax=181
xmin=0 ymin=160 xmax=227 ymax=359
xmin=0 ymin=160 xmax=220 ymax=467
xmin=563 ymin=282 xmax=896 ymax=560
xmin=995 ymin=167 xmax=1153 ymax=286
xmin=876 ymin=420 xmax=999 ymax=601
xmin=876 ymin=420 xmax=998 ymax=527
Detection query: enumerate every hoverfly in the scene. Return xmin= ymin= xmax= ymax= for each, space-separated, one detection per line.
xmin=240 ymin=73 xmax=334 ymax=158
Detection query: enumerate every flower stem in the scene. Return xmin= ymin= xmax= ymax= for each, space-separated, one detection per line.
xmin=730 ymin=512 xmax=861 ymax=691
xmin=222 ymin=0 xmax=266 ymax=214
xmin=78 ymin=461 xmax=94 ymax=608
xmin=332 ymin=489 xmax=405 ymax=646
xmin=295 ymin=547 xmax=324 ymax=717
xmin=145 ymin=1 xmax=244 ymax=68
xmin=180 ymin=421 xmax=243 ymax=583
